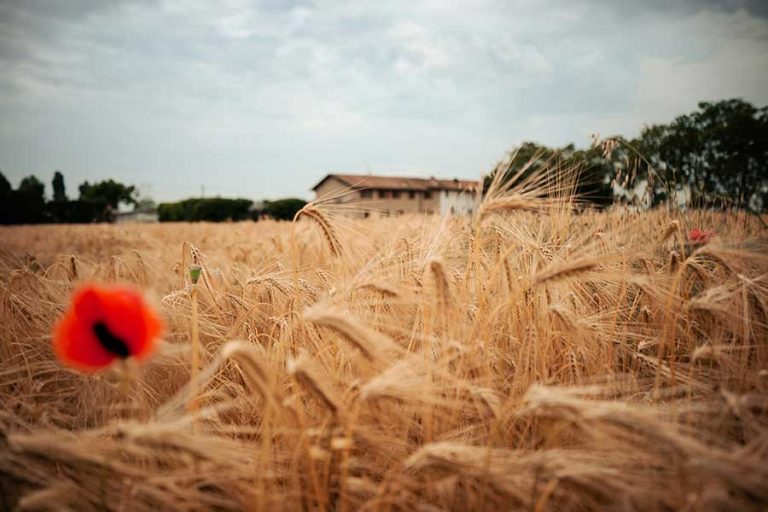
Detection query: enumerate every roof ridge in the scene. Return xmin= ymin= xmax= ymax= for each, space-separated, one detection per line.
xmin=311 ymin=173 xmax=479 ymax=192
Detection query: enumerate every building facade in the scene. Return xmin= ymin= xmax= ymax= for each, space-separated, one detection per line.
xmin=311 ymin=174 xmax=480 ymax=217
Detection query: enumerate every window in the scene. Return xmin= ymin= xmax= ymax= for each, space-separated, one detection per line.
xmin=378 ymin=190 xmax=388 ymax=199
xmin=392 ymin=191 xmax=401 ymax=199
xmin=363 ymin=211 xmax=370 ymax=218
xmin=409 ymin=191 xmax=416 ymax=199
xmin=361 ymin=190 xmax=372 ymax=198
xmin=424 ymin=191 xmax=432 ymax=199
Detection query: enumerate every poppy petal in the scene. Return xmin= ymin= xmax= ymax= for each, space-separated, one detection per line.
xmin=101 ymin=287 xmax=160 ymax=360
xmin=52 ymin=284 xmax=163 ymax=372
xmin=72 ymin=286 xmax=105 ymax=325
xmin=53 ymin=310 xmax=116 ymax=372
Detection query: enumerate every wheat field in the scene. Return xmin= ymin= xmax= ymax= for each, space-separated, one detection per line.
xmin=1 ymin=180 xmax=767 ymax=510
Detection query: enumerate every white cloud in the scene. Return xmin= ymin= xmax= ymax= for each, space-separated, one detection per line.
xmin=389 ymin=21 xmax=453 ymax=73
xmin=488 ymin=38 xmax=554 ymax=84
xmin=631 ymin=9 xmax=768 ymax=126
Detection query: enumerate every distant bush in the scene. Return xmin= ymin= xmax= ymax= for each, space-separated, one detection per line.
xmin=157 ymin=198 xmax=253 ymax=222
xmin=262 ymin=198 xmax=307 ymax=221
xmin=47 ymin=200 xmax=109 ymax=223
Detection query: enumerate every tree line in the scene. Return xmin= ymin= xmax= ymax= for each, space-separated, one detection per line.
xmin=156 ymin=197 xmax=306 ymax=222
xmin=0 ymin=172 xmax=141 ymax=224
xmin=487 ymin=98 xmax=767 ymax=212
xmin=2 ymin=98 xmax=765 ymax=224
xmin=0 ymin=169 xmax=307 ymax=224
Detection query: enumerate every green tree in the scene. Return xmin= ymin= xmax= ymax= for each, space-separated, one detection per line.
xmin=0 ymin=171 xmax=13 ymax=224
xmin=15 ymin=175 xmax=47 ymax=223
xmin=52 ymin=170 xmax=67 ymax=202
xmin=263 ymin=198 xmax=307 ymax=220
xmin=78 ymin=179 xmax=138 ymax=222
xmin=568 ymin=145 xmax=619 ymax=208
xmin=636 ymin=99 xmax=768 ymax=211
xmin=0 ymin=171 xmax=10 ymax=197
xmin=79 ymin=179 xmax=138 ymax=209
xmin=194 ymin=198 xmax=252 ymax=221
xmin=157 ymin=198 xmax=253 ymax=222
xmin=484 ymin=141 xmax=614 ymax=208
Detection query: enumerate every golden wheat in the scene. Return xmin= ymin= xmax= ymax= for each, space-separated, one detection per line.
xmin=0 ymin=192 xmax=766 ymax=511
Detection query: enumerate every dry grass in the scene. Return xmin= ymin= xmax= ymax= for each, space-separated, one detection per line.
xmin=1 ymin=182 xmax=767 ymax=511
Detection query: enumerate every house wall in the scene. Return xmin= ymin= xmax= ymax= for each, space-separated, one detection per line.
xmin=314 ymin=176 xmax=357 ymax=203
xmin=314 ymin=179 xmax=439 ymax=217
xmin=423 ymin=191 xmax=439 ymax=215
xmin=313 ymin=177 xmax=474 ymax=217
xmin=365 ymin=190 xmax=435 ymax=217
xmin=438 ymin=190 xmax=479 ymax=216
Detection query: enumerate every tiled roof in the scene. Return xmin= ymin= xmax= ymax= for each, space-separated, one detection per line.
xmin=313 ymin=174 xmax=480 ymax=192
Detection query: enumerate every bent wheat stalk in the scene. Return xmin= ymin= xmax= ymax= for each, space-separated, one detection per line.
xmin=295 ymin=204 xmax=343 ymax=256
xmin=533 ymin=257 xmax=602 ymax=285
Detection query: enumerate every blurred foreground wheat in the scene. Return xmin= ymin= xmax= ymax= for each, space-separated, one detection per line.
xmin=1 ymin=181 xmax=767 ymax=511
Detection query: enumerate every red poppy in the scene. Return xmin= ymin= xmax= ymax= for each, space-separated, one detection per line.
xmin=53 ymin=284 xmax=162 ymax=373
xmin=688 ymin=228 xmax=715 ymax=245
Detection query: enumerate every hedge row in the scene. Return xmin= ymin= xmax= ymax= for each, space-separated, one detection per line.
xmin=157 ymin=198 xmax=253 ymax=222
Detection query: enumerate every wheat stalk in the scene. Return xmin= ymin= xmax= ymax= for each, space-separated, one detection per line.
xmin=287 ymin=352 xmax=341 ymax=414
xmin=304 ymin=307 xmax=398 ymax=363
xmin=533 ymin=257 xmax=601 ymax=285
xmin=296 ymin=205 xmax=343 ymax=256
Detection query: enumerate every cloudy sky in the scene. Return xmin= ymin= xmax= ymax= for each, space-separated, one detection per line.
xmin=1 ymin=0 xmax=767 ymax=202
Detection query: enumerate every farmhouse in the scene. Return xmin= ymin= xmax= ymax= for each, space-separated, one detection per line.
xmin=311 ymin=173 xmax=480 ymax=217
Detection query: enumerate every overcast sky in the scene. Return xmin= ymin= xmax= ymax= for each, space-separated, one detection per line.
xmin=1 ymin=0 xmax=767 ymax=201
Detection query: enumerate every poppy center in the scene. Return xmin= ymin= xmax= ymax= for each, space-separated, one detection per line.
xmin=92 ymin=322 xmax=131 ymax=358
